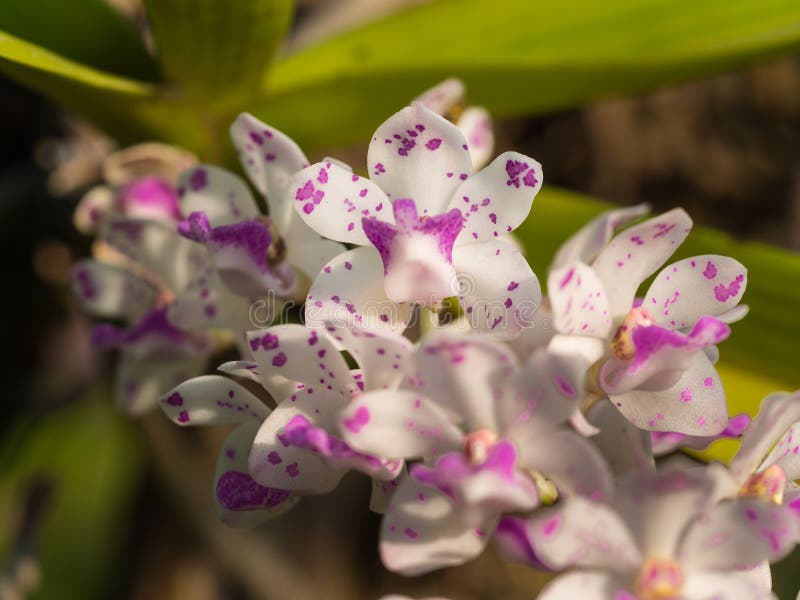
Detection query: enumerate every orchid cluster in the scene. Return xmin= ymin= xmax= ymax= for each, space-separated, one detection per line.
xmin=71 ymin=80 xmax=800 ymax=599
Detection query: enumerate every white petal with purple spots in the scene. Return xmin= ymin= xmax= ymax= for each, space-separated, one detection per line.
xmin=289 ymin=161 xmax=390 ymax=245
xmin=368 ymin=104 xmax=472 ymax=216
xmin=644 ymin=255 xmax=748 ymax=329
xmin=448 ymin=151 xmax=541 ymax=244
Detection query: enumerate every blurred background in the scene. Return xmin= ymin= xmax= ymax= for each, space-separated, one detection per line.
xmin=1 ymin=0 xmax=800 ymax=598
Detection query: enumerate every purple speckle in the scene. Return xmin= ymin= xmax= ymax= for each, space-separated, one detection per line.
xmin=165 ymin=392 xmax=183 ymax=407
xmin=216 ymin=470 xmax=291 ymax=510
xmin=425 ymin=138 xmax=442 ymax=150
xmin=189 ymin=168 xmax=208 ymax=191
xmin=343 ymin=406 xmax=370 ymax=434
xmin=272 ymin=352 xmax=287 ymax=367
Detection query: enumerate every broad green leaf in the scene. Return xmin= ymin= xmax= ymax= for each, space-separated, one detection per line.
xmin=143 ymin=0 xmax=293 ymax=108
xmin=0 ymin=390 xmax=144 ymax=600
xmin=258 ymin=0 xmax=800 ymax=149
xmin=0 ymin=0 xmax=158 ymax=80
xmin=517 ymin=185 xmax=800 ymax=462
xmin=0 ymin=32 xmax=225 ymax=158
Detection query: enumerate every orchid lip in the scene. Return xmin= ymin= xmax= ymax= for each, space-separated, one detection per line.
xmin=611 ymin=306 xmax=654 ymax=360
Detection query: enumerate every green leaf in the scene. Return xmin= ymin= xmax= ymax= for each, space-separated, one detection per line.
xmin=0 ymin=390 xmax=144 ymax=600
xmin=0 ymin=32 xmax=223 ymax=157
xmin=516 ymin=185 xmax=800 ymax=461
xmin=143 ymin=0 xmax=293 ymax=108
xmin=0 ymin=0 xmax=158 ymax=80
xmin=258 ymin=0 xmax=800 ymax=149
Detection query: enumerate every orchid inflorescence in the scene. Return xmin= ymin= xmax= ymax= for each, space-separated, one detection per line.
xmin=71 ymin=80 xmax=800 ymax=600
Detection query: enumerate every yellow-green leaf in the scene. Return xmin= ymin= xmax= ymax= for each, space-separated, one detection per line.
xmin=259 ymin=0 xmax=800 ymax=149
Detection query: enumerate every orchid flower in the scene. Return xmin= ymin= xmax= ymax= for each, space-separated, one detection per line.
xmin=159 ymin=372 xmax=298 ymax=526
xmin=547 ymin=205 xmax=748 ymax=435
xmin=176 ymin=114 xmax=345 ymax=311
xmin=338 ymin=330 xmax=611 ymax=574
xmin=238 ymin=323 xmax=411 ymax=506
xmin=527 ymin=467 xmax=794 ymax=600
xmin=71 ymin=215 xmax=215 ymax=414
xmin=290 ymin=103 xmax=543 ymax=338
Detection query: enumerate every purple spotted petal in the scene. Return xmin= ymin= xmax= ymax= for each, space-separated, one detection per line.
xmin=644 ymin=255 xmax=748 ymax=329
xmin=592 ymin=208 xmax=693 ymax=320
xmin=379 ymin=474 xmax=494 ymax=575
xmin=551 ymin=204 xmax=650 ymax=270
xmin=249 ymin=398 xmax=347 ymax=494
xmin=178 ymin=165 xmax=259 ymax=226
xmin=246 ymin=323 xmax=357 ymax=411
xmin=447 ymin=151 xmax=542 ymax=244
xmin=305 ymin=247 xmax=413 ymax=333
xmin=679 ymin=498 xmax=798 ymax=569
xmin=368 ymin=104 xmax=473 ymax=216
xmin=339 ymin=389 xmax=463 ymax=461
xmin=527 ymin=496 xmax=642 ymax=572
xmin=452 ymin=240 xmax=541 ymax=339
xmin=214 ymin=421 xmax=298 ymax=527
xmin=230 ymin=113 xmax=309 ymax=232
xmin=548 ymin=261 xmax=612 ymax=338
xmin=606 ymin=352 xmax=728 ymax=435
xmin=651 ymin=413 xmax=750 ymax=455
xmin=159 ymin=374 xmax=269 ymax=427
xmin=494 ymin=516 xmax=551 ymax=569
xmin=70 ymin=259 xmax=158 ymax=322
xmin=289 ymin=161 xmax=390 ymax=245
xmin=282 ymin=414 xmax=402 ymax=480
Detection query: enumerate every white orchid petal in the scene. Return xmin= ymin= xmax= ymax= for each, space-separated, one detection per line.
xmin=305 ymin=247 xmax=412 ymax=334
xmin=289 ymin=161 xmax=391 ymax=245
xmin=379 ymin=475 xmax=493 ymax=575
xmin=548 ymin=261 xmax=612 ymax=338
xmin=214 ymin=421 xmax=298 ymax=527
xmin=644 ymin=255 xmax=747 ymax=328
xmin=178 ymin=165 xmax=259 ymax=226
xmin=606 ymin=351 xmax=728 ymax=435
xmin=593 ymin=208 xmax=692 ymax=320
xmin=552 ymin=203 xmax=650 ymax=270
xmin=230 ymin=113 xmax=309 ymax=232
xmin=368 ymin=104 xmax=472 ymax=215
xmin=448 ymin=151 xmax=541 ymax=244
xmin=340 ymin=389 xmax=463 ymax=460
xmin=452 ymin=240 xmax=541 ymax=339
